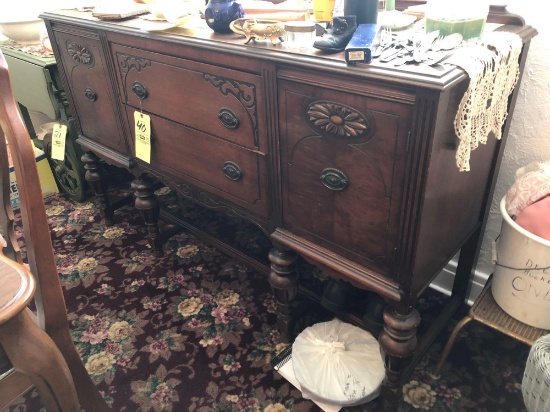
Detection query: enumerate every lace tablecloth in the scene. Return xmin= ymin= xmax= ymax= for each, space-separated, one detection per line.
xmin=445 ymin=32 xmax=522 ymax=172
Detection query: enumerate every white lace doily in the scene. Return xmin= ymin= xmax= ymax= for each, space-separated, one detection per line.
xmin=445 ymin=32 xmax=522 ymax=172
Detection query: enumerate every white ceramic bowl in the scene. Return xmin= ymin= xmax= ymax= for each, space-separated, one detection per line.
xmin=145 ymin=0 xmax=192 ymax=22
xmin=0 ymin=19 xmax=44 ymax=45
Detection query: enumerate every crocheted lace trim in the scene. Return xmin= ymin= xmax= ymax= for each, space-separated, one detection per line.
xmin=445 ymin=32 xmax=523 ymax=172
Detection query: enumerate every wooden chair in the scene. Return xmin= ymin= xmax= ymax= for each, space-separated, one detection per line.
xmin=0 ymin=50 xmax=109 ymax=411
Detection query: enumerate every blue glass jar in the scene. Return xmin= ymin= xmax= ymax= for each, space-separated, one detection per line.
xmin=205 ymin=0 xmax=244 ymax=33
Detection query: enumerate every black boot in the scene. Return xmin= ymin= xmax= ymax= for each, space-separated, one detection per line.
xmin=313 ymin=15 xmax=357 ymax=53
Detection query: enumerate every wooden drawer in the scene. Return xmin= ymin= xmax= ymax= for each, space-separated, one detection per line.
xmin=124 ymin=107 xmax=269 ymax=218
xmin=111 ymin=44 xmax=265 ymax=151
xmin=50 ymin=28 xmax=127 ymax=155
xmin=279 ymin=80 xmax=412 ymax=276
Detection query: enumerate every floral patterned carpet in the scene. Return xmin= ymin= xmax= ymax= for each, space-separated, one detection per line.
xmin=8 ymin=174 xmax=530 ymax=412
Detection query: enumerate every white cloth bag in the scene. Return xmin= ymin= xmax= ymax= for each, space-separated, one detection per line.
xmin=292 ymin=318 xmax=385 ymax=406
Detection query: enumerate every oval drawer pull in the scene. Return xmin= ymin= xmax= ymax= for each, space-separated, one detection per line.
xmin=84 ymin=87 xmax=97 ymax=101
xmin=132 ymin=81 xmax=148 ymax=100
xmin=320 ymin=168 xmax=348 ymax=191
xmin=218 ymin=108 xmax=239 ymax=129
xmin=223 ymin=161 xmax=242 ymax=181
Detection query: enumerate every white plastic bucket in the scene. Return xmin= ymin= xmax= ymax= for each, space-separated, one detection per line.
xmin=492 ymin=197 xmax=550 ymax=329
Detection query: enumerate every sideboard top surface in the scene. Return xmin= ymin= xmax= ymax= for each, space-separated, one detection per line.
xmin=41 ymin=9 xmax=536 ymax=91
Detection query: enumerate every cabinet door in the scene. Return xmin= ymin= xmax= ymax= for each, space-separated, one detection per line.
xmin=279 ymin=80 xmax=412 ymax=276
xmin=51 ymin=28 xmax=127 ymax=155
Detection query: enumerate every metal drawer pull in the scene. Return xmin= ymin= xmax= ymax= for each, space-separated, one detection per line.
xmin=218 ymin=108 xmax=239 ymax=129
xmin=223 ymin=161 xmax=242 ymax=181
xmin=84 ymin=87 xmax=97 ymax=101
xmin=132 ymin=81 xmax=148 ymax=100
xmin=320 ymin=168 xmax=348 ymax=191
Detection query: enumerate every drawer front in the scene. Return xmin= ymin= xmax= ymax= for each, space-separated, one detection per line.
xmin=51 ymin=29 xmax=127 ymax=154
xmin=124 ymin=107 xmax=268 ymax=218
xmin=279 ymin=81 xmax=412 ymax=276
xmin=112 ymin=44 xmax=264 ymax=151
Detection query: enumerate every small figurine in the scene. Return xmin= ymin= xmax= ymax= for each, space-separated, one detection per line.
xmin=229 ymin=19 xmax=285 ymax=45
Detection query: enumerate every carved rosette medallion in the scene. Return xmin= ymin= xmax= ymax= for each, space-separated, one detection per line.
xmin=203 ymin=73 xmax=259 ymax=149
xmin=306 ymin=101 xmax=372 ymax=138
xmin=67 ymin=42 xmax=94 ymax=65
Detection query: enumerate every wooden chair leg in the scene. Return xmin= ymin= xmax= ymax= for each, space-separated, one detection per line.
xmin=0 ymin=310 xmax=80 ymax=412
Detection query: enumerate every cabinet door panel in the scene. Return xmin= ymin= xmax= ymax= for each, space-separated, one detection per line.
xmin=279 ymin=81 xmax=412 ymax=275
xmin=52 ymin=30 xmax=127 ymax=154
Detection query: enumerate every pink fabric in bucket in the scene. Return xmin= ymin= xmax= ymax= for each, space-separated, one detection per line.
xmin=505 ymin=161 xmax=550 ymax=218
xmin=514 ymin=196 xmax=550 ymax=241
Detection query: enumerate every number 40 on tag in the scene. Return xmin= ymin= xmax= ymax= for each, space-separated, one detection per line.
xmin=134 ymin=111 xmax=151 ymax=164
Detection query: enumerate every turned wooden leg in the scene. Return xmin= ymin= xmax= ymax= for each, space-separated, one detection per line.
xmin=378 ymin=305 xmax=421 ymax=389
xmin=0 ymin=310 xmax=80 ymax=412
xmin=268 ymin=247 xmax=299 ymax=343
xmin=81 ymin=151 xmax=114 ymax=226
xmin=131 ymin=175 xmax=163 ymax=255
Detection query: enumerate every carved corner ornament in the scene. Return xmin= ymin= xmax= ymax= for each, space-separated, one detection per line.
xmin=203 ymin=73 xmax=260 ymax=148
xmin=116 ymin=53 xmax=152 ymax=75
xmin=67 ymin=42 xmax=94 ymax=66
xmin=306 ymin=101 xmax=372 ymax=138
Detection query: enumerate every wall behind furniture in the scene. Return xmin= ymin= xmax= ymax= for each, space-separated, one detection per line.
xmin=479 ymin=3 xmax=550 ymax=274
xmin=433 ymin=2 xmax=550 ymax=302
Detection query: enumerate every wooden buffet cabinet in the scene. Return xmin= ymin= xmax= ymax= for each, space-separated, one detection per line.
xmin=41 ymin=7 xmax=536 ymax=390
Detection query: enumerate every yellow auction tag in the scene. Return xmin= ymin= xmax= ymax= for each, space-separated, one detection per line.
xmin=51 ymin=123 xmax=67 ymax=161
xmin=134 ymin=111 xmax=151 ymax=164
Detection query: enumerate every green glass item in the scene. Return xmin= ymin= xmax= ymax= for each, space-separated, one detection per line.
xmin=425 ymin=17 xmax=486 ymax=40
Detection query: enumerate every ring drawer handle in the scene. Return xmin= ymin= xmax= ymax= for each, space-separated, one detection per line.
xmin=320 ymin=168 xmax=348 ymax=191
xmin=218 ymin=108 xmax=239 ymax=129
xmin=132 ymin=81 xmax=148 ymax=100
xmin=84 ymin=86 xmax=97 ymax=101
xmin=223 ymin=161 xmax=242 ymax=181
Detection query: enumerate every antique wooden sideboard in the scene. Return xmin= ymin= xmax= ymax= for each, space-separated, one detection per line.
xmin=41 ymin=7 xmax=536 ymax=389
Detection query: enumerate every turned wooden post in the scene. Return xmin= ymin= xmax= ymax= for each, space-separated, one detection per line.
xmin=378 ymin=305 xmax=421 ymax=388
xmin=81 ymin=151 xmax=114 ymax=226
xmin=268 ymin=247 xmax=299 ymax=343
xmin=131 ymin=175 xmax=163 ymax=255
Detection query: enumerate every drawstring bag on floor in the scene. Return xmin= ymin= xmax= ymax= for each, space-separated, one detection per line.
xmin=292 ymin=318 xmax=385 ymax=406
